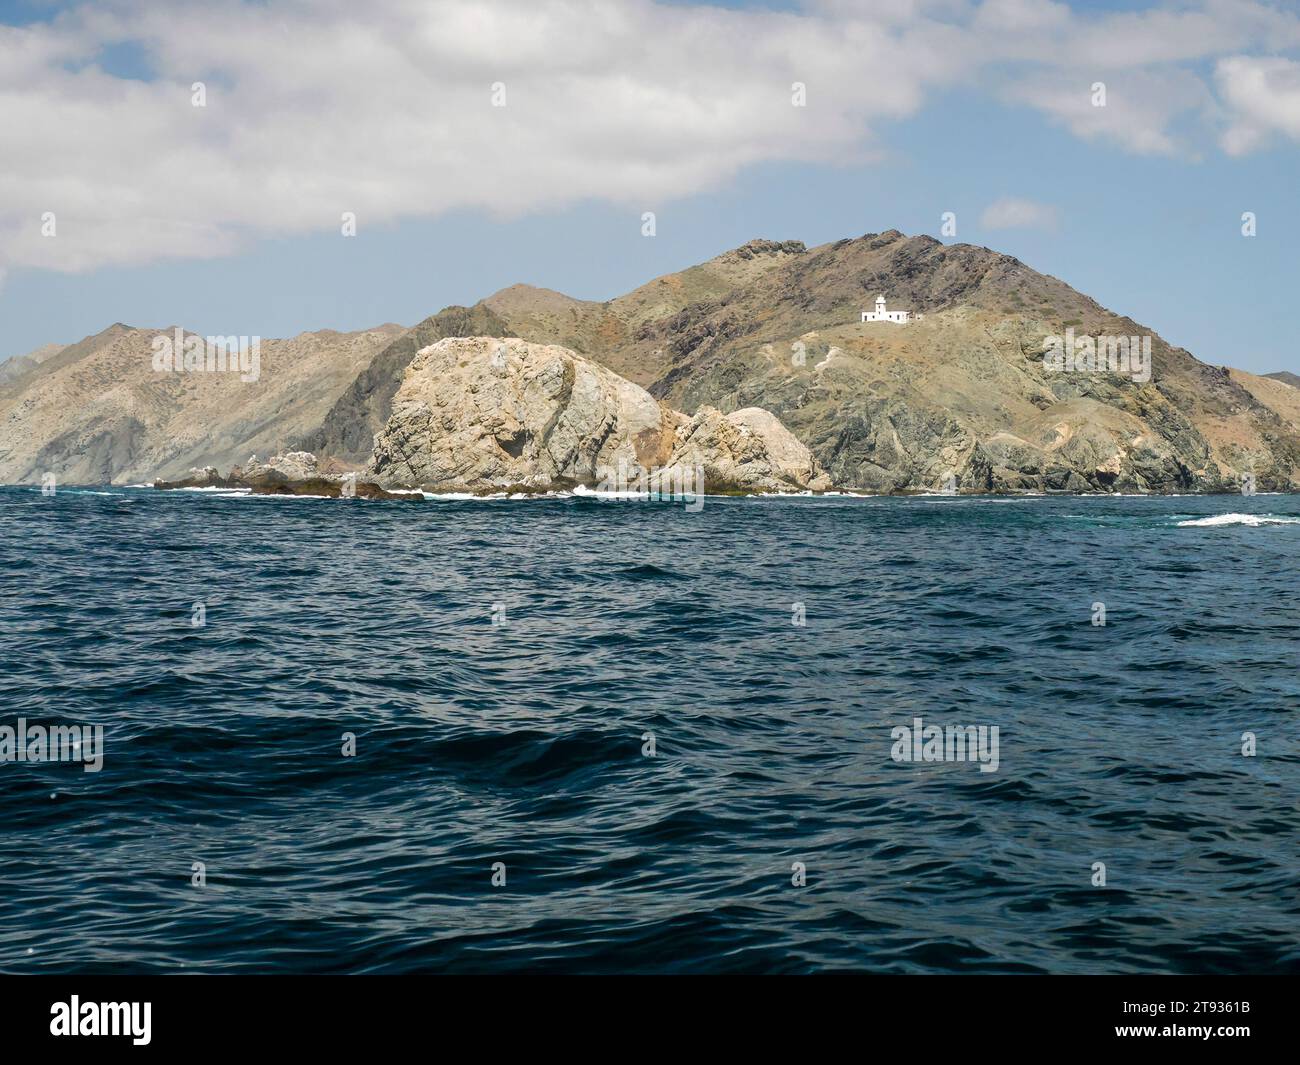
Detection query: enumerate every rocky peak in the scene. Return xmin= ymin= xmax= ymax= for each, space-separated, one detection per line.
xmin=728 ymin=239 xmax=806 ymax=261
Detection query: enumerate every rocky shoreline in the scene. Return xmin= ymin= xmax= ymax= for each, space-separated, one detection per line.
xmin=154 ymin=452 xmax=419 ymax=500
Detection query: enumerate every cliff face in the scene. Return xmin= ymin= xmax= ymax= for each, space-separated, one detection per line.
xmin=297 ymin=304 xmax=510 ymax=464
xmin=4 ymin=230 xmax=1298 ymax=492
xmin=367 ymin=336 xmax=828 ymax=494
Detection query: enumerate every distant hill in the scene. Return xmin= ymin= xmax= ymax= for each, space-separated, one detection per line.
xmin=0 ymin=324 xmax=402 ymax=484
xmin=0 ymin=341 xmax=69 ymax=387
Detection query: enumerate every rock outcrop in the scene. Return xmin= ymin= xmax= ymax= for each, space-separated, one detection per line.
xmin=662 ymin=406 xmax=833 ymax=493
xmin=236 ymin=450 xmax=320 ymax=484
xmin=155 ymin=451 xmax=416 ymax=499
xmin=367 ymin=337 xmax=828 ymax=494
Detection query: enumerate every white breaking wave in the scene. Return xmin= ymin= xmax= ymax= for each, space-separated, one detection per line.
xmin=1176 ymin=513 xmax=1300 ymax=527
xmin=418 ymin=490 xmax=576 ymax=501
xmin=238 ymin=493 xmax=336 ymax=501
xmin=571 ymin=485 xmax=644 ymax=500
xmin=168 ymin=485 xmax=251 ymax=494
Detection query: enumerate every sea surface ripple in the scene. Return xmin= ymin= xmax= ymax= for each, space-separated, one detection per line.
xmin=1 ymin=487 xmax=1297 ymax=973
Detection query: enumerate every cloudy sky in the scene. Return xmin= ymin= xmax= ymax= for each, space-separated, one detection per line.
xmin=1 ymin=0 xmax=1298 ymax=372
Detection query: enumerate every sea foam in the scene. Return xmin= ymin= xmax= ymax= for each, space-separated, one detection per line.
xmin=1176 ymin=512 xmax=1300 ymax=527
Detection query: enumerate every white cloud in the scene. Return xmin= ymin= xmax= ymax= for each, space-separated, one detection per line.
xmin=0 ymin=0 xmax=1297 ymax=276
xmin=980 ymin=196 xmax=1059 ymax=231
xmin=1216 ymin=55 xmax=1300 ymax=155
xmin=0 ymin=0 xmax=959 ymax=275
xmin=999 ymin=67 xmax=1214 ymax=156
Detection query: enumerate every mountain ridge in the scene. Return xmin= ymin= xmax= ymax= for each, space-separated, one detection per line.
xmin=2 ymin=230 xmax=1297 ymax=492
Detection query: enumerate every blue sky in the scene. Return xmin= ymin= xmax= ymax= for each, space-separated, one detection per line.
xmin=2 ymin=0 xmax=1298 ymax=374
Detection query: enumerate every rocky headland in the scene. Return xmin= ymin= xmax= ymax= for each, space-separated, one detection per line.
xmin=6 ymin=230 xmax=1300 ymax=495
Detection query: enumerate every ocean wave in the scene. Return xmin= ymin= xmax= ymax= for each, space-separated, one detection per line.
xmin=420 ymin=489 xmax=576 ymax=501
xmin=1175 ymin=512 xmax=1300 ymax=527
xmin=168 ymin=485 xmax=251 ymax=494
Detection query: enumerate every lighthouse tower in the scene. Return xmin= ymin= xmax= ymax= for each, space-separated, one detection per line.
xmin=860 ymin=294 xmax=917 ymax=324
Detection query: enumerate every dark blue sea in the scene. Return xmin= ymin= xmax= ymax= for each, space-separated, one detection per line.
xmin=1 ymin=485 xmax=1297 ymax=974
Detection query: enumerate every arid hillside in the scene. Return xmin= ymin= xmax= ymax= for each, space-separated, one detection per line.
xmin=0 ymin=323 xmax=401 ymax=484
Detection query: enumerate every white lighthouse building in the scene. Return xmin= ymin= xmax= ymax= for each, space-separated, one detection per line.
xmin=861 ymin=295 xmax=920 ymax=323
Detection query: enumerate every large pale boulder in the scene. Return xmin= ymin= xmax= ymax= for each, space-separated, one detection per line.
xmin=368 ymin=337 xmax=679 ymax=492
xmin=367 ymin=337 xmax=829 ymax=494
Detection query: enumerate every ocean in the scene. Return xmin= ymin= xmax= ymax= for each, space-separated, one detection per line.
xmin=1 ymin=485 xmax=1297 ymax=974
